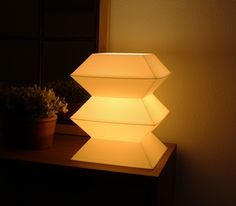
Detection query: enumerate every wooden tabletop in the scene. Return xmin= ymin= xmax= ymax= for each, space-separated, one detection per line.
xmin=0 ymin=125 xmax=176 ymax=178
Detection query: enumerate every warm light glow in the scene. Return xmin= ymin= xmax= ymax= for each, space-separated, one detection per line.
xmin=71 ymin=133 xmax=167 ymax=169
xmin=71 ymin=53 xmax=170 ymax=169
xmin=72 ymin=95 xmax=168 ymax=125
xmin=71 ymin=53 xmax=170 ymax=79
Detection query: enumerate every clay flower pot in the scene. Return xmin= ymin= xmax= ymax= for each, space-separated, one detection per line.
xmin=2 ymin=116 xmax=57 ymax=150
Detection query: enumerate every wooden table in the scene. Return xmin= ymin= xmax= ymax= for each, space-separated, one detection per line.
xmin=0 ymin=128 xmax=176 ymax=206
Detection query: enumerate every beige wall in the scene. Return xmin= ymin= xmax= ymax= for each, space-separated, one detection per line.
xmin=110 ymin=1 xmax=236 ymax=206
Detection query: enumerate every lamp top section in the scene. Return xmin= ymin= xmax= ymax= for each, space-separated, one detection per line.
xmin=71 ymin=53 xmax=170 ymax=79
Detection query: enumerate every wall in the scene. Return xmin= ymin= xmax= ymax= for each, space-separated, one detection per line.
xmin=109 ymin=1 xmax=236 ymax=206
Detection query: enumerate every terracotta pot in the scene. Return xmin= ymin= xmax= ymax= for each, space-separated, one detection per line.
xmin=1 ymin=116 xmax=57 ymax=149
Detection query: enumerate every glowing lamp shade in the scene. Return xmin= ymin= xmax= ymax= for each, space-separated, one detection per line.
xmin=70 ymin=53 xmax=170 ymax=169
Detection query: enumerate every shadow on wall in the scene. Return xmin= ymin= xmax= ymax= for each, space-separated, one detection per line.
xmin=155 ymin=52 xmax=236 ymax=206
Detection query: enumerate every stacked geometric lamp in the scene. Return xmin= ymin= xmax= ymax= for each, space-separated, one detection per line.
xmin=70 ymin=53 xmax=170 ymax=169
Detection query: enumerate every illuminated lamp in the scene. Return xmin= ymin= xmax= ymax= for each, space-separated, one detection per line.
xmin=70 ymin=53 xmax=170 ymax=169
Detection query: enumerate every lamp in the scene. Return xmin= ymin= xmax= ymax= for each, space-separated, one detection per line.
xmin=70 ymin=53 xmax=170 ymax=169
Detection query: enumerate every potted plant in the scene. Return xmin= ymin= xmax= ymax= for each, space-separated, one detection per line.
xmin=0 ymin=85 xmax=68 ymax=149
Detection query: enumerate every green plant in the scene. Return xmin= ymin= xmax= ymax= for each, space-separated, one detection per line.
xmin=0 ymin=85 xmax=68 ymax=119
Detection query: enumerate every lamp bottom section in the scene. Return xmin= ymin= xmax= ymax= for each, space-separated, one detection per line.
xmin=71 ymin=133 xmax=167 ymax=169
